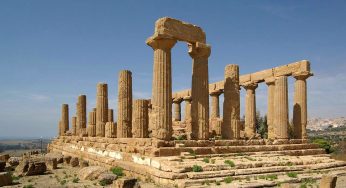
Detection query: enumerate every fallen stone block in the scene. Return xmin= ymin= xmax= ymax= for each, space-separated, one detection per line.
xmin=8 ymin=157 xmax=20 ymax=167
xmin=0 ymin=154 xmax=10 ymax=162
xmin=70 ymin=157 xmax=79 ymax=167
xmin=0 ymin=172 xmax=12 ymax=186
xmin=98 ymin=173 xmax=117 ymax=185
xmin=15 ymin=159 xmax=47 ymax=176
xmin=78 ymin=166 xmax=108 ymax=180
xmin=112 ymin=178 xmax=139 ymax=188
xmin=45 ymin=157 xmax=57 ymax=170
xmin=45 ymin=153 xmax=64 ymax=164
xmin=80 ymin=160 xmax=89 ymax=168
xmin=63 ymin=156 xmax=72 ymax=164
xmin=320 ymin=175 xmax=337 ymax=188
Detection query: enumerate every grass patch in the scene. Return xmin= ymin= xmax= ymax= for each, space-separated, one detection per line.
xmin=287 ymin=172 xmax=298 ymax=178
xmin=224 ymin=160 xmax=235 ymax=167
xmin=215 ymin=180 xmax=221 ymax=185
xmin=72 ymin=177 xmax=80 ymax=183
xmin=202 ymin=157 xmax=210 ymax=163
xmin=244 ymin=156 xmax=256 ymax=161
xmin=192 ymin=165 xmax=203 ymax=172
xmin=312 ymin=138 xmax=335 ymax=153
xmin=60 ymin=179 xmax=67 ymax=185
xmin=111 ymin=166 xmax=124 ymax=177
xmin=224 ymin=176 xmax=233 ymax=183
xmin=211 ymin=159 xmax=216 ymax=164
xmin=99 ymin=179 xmax=112 ymax=186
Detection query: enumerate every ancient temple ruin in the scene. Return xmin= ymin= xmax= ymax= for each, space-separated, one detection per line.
xmin=49 ymin=17 xmax=346 ymax=187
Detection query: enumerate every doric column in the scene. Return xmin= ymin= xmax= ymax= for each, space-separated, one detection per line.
xmin=146 ymin=36 xmax=176 ymax=140
xmin=117 ymin=70 xmax=133 ymax=138
xmin=108 ymin=109 xmax=114 ymax=122
xmin=173 ymin=98 xmax=183 ymax=121
xmin=189 ymin=42 xmax=211 ymax=140
xmin=132 ymin=99 xmax=149 ymax=138
xmin=210 ymin=90 xmax=222 ymax=119
xmin=293 ymin=71 xmax=312 ymax=139
xmin=71 ymin=116 xmax=77 ymax=136
xmin=223 ymin=64 xmax=241 ymax=139
xmin=76 ymin=95 xmax=86 ymax=135
xmin=87 ymin=111 xmax=96 ymax=137
xmin=58 ymin=120 xmax=62 ymax=136
xmin=243 ymin=82 xmax=258 ymax=138
xmin=273 ymin=76 xmax=289 ymax=139
xmin=96 ymin=83 xmax=108 ymax=137
xmin=183 ymin=96 xmax=192 ymax=122
xmin=105 ymin=122 xmax=116 ymax=138
xmin=61 ymin=104 xmax=69 ymax=134
xmin=265 ymin=77 xmax=276 ymax=139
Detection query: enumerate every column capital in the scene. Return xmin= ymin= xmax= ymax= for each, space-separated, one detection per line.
xmin=265 ymin=77 xmax=276 ymax=85
xmin=183 ymin=96 xmax=192 ymax=102
xmin=210 ymin=89 xmax=223 ymax=96
xmin=172 ymin=97 xmax=183 ymax=103
xmin=146 ymin=34 xmax=177 ymax=50
xmin=292 ymin=71 xmax=313 ymax=80
xmin=242 ymin=82 xmax=258 ymax=90
xmin=188 ymin=42 xmax=211 ymax=59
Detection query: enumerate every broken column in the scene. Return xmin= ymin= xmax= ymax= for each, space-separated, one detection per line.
xmin=87 ymin=111 xmax=96 ymax=137
xmin=223 ymin=64 xmax=241 ymax=139
xmin=243 ymin=82 xmax=258 ymax=138
xmin=132 ymin=99 xmax=149 ymax=138
xmin=274 ymin=76 xmax=289 ymax=139
xmin=117 ymin=70 xmax=132 ymax=138
xmin=108 ymin=109 xmax=114 ymax=122
xmin=61 ymin=104 xmax=69 ymax=134
xmin=293 ymin=71 xmax=312 ymax=139
xmin=105 ymin=122 xmax=116 ymax=138
xmin=265 ymin=77 xmax=276 ymax=139
xmin=173 ymin=98 xmax=183 ymax=121
xmin=146 ymin=36 xmax=176 ymax=140
xmin=71 ymin=116 xmax=77 ymax=136
xmin=76 ymin=95 xmax=86 ymax=135
xmin=189 ymin=42 xmax=211 ymax=140
xmin=96 ymin=83 xmax=108 ymax=137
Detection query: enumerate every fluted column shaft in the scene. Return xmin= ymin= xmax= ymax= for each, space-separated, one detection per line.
xmin=61 ymin=104 xmax=69 ymax=133
xmin=108 ymin=109 xmax=114 ymax=122
xmin=274 ymin=76 xmax=289 ymax=139
xmin=173 ymin=98 xmax=183 ymax=121
xmin=293 ymin=72 xmax=312 ymax=139
xmin=71 ymin=116 xmax=77 ymax=135
xmin=183 ymin=96 xmax=192 ymax=122
xmin=265 ymin=78 xmax=276 ymax=139
xmin=96 ymin=83 xmax=108 ymax=137
xmin=189 ymin=42 xmax=211 ymax=140
xmin=105 ymin=122 xmax=116 ymax=138
xmin=243 ymin=82 xmax=258 ymax=138
xmin=132 ymin=99 xmax=149 ymax=138
xmin=223 ymin=64 xmax=240 ymax=139
xmin=117 ymin=70 xmax=133 ymax=138
xmin=87 ymin=111 xmax=96 ymax=137
xmin=76 ymin=95 xmax=86 ymax=135
xmin=147 ymin=37 xmax=176 ymax=140
xmin=210 ymin=91 xmax=221 ymax=119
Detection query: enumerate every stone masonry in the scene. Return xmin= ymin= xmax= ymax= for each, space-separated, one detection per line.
xmin=117 ymin=70 xmax=132 ymax=138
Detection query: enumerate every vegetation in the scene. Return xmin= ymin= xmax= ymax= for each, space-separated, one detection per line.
xmin=192 ymin=165 xmax=203 ymax=172
xmin=202 ymin=157 xmax=210 ymax=163
xmin=23 ymin=185 xmax=34 ymax=188
xmin=287 ymin=172 xmax=298 ymax=178
xmin=215 ymin=181 xmax=221 ymax=185
xmin=175 ymin=135 xmax=187 ymax=140
xmin=224 ymin=160 xmax=235 ymax=167
xmin=256 ymin=111 xmax=268 ymax=138
xmin=111 ymin=166 xmax=124 ymax=177
xmin=224 ymin=176 xmax=233 ymax=183
xmin=60 ymin=179 xmax=67 ymax=185
xmin=99 ymin=179 xmax=112 ymax=186
xmin=72 ymin=177 xmax=80 ymax=183
xmin=312 ymin=138 xmax=335 ymax=153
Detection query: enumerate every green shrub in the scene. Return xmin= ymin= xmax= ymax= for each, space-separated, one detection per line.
xmin=224 ymin=176 xmax=233 ymax=183
xmin=111 ymin=166 xmax=124 ymax=177
xmin=11 ymin=175 xmax=20 ymax=181
xmin=192 ymin=165 xmax=203 ymax=172
xmin=312 ymin=138 xmax=334 ymax=153
xmin=202 ymin=157 xmax=210 ymax=163
xmin=287 ymin=172 xmax=298 ymax=178
xmin=60 ymin=179 xmax=67 ymax=185
xmin=215 ymin=180 xmax=221 ymax=185
xmin=23 ymin=185 xmax=34 ymax=188
xmin=72 ymin=177 xmax=80 ymax=183
xmin=266 ymin=174 xmax=278 ymax=181
xmin=211 ymin=159 xmax=216 ymax=164
xmin=99 ymin=179 xmax=112 ymax=186
xmin=224 ymin=160 xmax=235 ymax=167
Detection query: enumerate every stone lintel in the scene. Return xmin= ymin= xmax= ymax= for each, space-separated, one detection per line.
xmin=292 ymin=71 xmax=313 ymax=80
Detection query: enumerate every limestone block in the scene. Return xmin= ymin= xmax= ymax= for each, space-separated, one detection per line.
xmin=8 ymin=157 xmax=20 ymax=167
xmin=63 ymin=156 xmax=72 ymax=164
xmin=117 ymin=70 xmax=132 ymax=138
xmin=153 ymin=17 xmax=206 ymax=43
xmin=70 ymin=157 xmax=79 ymax=167
xmin=0 ymin=161 xmax=5 ymax=172
xmin=0 ymin=172 xmax=12 ymax=187
xmin=80 ymin=160 xmax=89 ymax=167
xmin=76 ymin=95 xmax=87 ymax=135
xmin=132 ymin=99 xmax=149 ymax=138
xmin=250 ymin=69 xmax=273 ymax=82
xmin=71 ymin=116 xmax=77 ymax=136
xmin=239 ymin=74 xmax=251 ymax=84
xmin=112 ymin=178 xmax=138 ymax=188
xmin=15 ymin=159 xmax=47 ymax=176
xmin=98 ymin=173 xmax=117 ymax=185
xmin=45 ymin=157 xmax=57 ymax=170
xmin=96 ymin=83 xmax=108 ymax=137
xmin=320 ymin=175 xmax=337 ymax=188
xmin=0 ymin=154 xmax=9 ymax=162
xmin=299 ymin=60 xmax=310 ymax=72
xmin=78 ymin=166 xmax=108 ymax=180
xmin=105 ymin=122 xmax=117 ymax=138
xmin=88 ymin=124 xmax=96 ymax=137
xmin=45 ymin=153 xmax=63 ymax=164
xmin=274 ymin=65 xmax=291 ymax=77
xmin=108 ymin=109 xmax=114 ymax=122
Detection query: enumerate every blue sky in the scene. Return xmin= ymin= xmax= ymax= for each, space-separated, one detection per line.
xmin=0 ymin=0 xmax=345 ymax=138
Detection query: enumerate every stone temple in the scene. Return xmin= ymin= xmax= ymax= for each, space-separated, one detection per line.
xmin=48 ymin=17 xmax=346 ymax=187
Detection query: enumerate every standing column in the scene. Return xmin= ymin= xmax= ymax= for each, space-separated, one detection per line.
xmin=265 ymin=77 xmax=276 ymax=139
xmin=61 ymin=104 xmax=69 ymax=134
xmin=183 ymin=96 xmax=192 ymax=139
xmin=71 ymin=116 xmax=77 ymax=135
xmin=87 ymin=111 xmax=96 ymax=137
xmin=58 ymin=121 xmax=63 ymax=136
xmin=132 ymin=99 xmax=149 ymax=138
xmin=243 ymin=82 xmax=258 ymax=138
xmin=223 ymin=64 xmax=240 ymax=139
xmin=108 ymin=109 xmax=114 ymax=122
xmin=273 ymin=76 xmax=289 ymax=139
xmin=117 ymin=70 xmax=133 ymax=138
xmin=293 ymin=71 xmax=312 ymax=139
xmin=210 ymin=90 xmax=222 ymax=119
xmin=96 ymin=83 xmax=108 ymax=137
xmin=189 ymin=42 xmax=211 ymax=140
xmin=146 ymin=36 xmax=176 ymax=140
xmin=173 ymin=98 xmax=183 ymax=121
xmin=76 ymin=95 xmax=86 ymax=135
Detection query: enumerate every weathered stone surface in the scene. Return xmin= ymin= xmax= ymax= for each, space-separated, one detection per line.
xmin=63 ymin=156 xmax=72 ymax=164
xmin=45 ymin=157 xmax=57 ymax=170
xmin=108 ymin=109 xmax=114 ymax=122
xmin=112 ymin=178 xmax=138 ymax=188
xmin=98 ymin=173 xmax=117 ymax=185
xmin=78 ymin=166 xmax=107 ymax=180
xmin=76 ymin=95 xmax=87 ymax=135
xmin=274 ymin=76 xmax=289 ymax=139
xmin=105 ymin=122 xmax=117 ymax=138
xmin=8 ymin=157 xmax=20 ymax=167
xmin=80 ymin=160 xmax=89 ymax=168
xmin=117 ymin=70 xmax=132 ymax=138
xmin=172 ymin=98 xmax=183 ymax=121
xmin=71 ymin=116 xmax=77 ymax=135
xmin=243 ymin=82 xmax=258 ymax=138
xmin=96 ymin=83 xmax=108 ymax=137
xmin=61 ymin=104 xmax=69 ymax=135
xmin=132 ymin=99 xmax=149 ymax=138
xmin=70 ymin=157 xmax=79 ymax=167
xmin=265 ymin=77 xmax=276 ymax=139
xmin=0 ymin=154 xmax=9 ymax=162
xmin=320 ymin=175 xmax=337 ymax=188
xmin=0 ymin=172 xmax=12 ymax=186
xmin=0 ymin=161 xmax=5 ymax=172
xmin=15 ymin=159 xmax=47 ymax=176
xmin=45 ymin=153 xmax=63 ymax=164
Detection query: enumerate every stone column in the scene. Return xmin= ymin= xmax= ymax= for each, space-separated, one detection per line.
xmin=223 ymin=64 xmax=241 ymax=139
xmin=265 ymin=77 xmax=276 ymax=139
xmin=61 ymin=104 xmax=69 ymax=133
xmin=108 ymin=109 xmax=114 ymax=122
xmin=243 ymin=82 xmax=258 ymax=138
xmin=58 ymin=120 xmax=62 ymax=136
xmin=189 ymin=42 xmax=211 ymax=140
xmin=105 ymin=122 xmax=116 ymax=138
xmin=87 ymin=111 xmax=96 ymax=137
xmin=71 ymin=116 xmax=77 ymax=135
xmin=76 ymin=95 xmax=86 ymax=135
xmin=183 ymin=96 xmax=192 ymax=122
xmin=146 ymin=36 xmax=176 ymax=140
xmin=117 ymin=70 xmax=133 ymax=138
xmin=293 ymin=71 xmax=312 ymax=139
xmin=96 ymin=83 xmax=108 ymax=137
xmin=173 ymin=98 xmax=183 ymax=121
xmin=274 ymin=76 xmax=289 ymax=139
xmin=132 ymin=99 xmax=149 ymax=138
xmin=210 ymin=90 xmax=222 ymax=119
